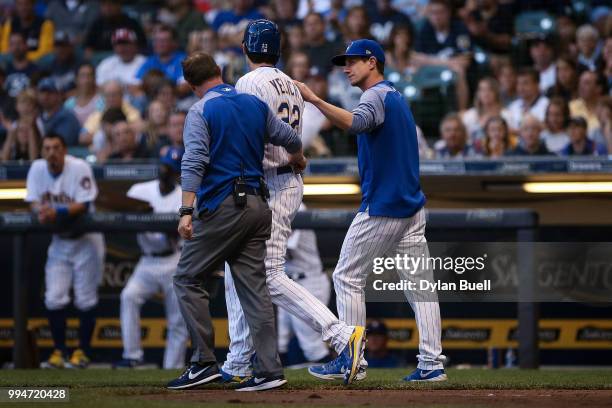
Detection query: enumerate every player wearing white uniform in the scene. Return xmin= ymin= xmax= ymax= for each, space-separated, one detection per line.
xmin=277 ymin=204 xmax=331 ymax=363
xmin=26 ymin=133 xmax=105 ymax=369
xmin=221 ymin=20 xmax=364 ymax=386
xmin=295 ymin=39 xmax=447 ymax=382
xmin=114 ymin=147 xmax=188 ymax=369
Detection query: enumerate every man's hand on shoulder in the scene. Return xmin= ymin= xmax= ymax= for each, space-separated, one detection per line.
xmin=293 ymin=80 xmax=319 ymax=104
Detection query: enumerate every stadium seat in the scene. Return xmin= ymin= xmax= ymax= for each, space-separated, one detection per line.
xmin=514 ymin=11 xmax=556 ymax=40
xmin=89 ymin=51 xmax=113 ymax=67
xmin=67 ymin=146 xmax=91 ymax=159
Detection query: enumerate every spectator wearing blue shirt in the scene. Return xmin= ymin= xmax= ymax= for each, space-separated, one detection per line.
xmin=507 ymin=114 xmax=552 ymax=156
xmin=414 ymin=0 xmax=472 ymax=59
xmin=3 ymin=32 xmax=40 ymax=98
xmin=211 ymin=0 xmax=264 ymax=33
xmin=560 ymin=116 xmax=608 ymax=156
xmin=36 ymin=78 xmax=81 ymax=146
xmin=366 ymin=0 xmax=412 ymax=45
xmin=211 ymin=0 xmax=264 ymax=52
xmin=434 ymin=113 xmax=478 ymax=159
xmin=137 ymin=25 xmax=186 ymax=85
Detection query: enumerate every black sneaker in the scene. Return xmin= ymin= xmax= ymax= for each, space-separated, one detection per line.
xmin=235 ymin=375 xmax=287 ymax=392
xmin=166 ymin=363 xmax=221 ymax=390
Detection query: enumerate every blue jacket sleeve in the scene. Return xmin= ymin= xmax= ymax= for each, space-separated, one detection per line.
xmin=181 ymin=107 xmax=211 ymax=192
xmin=265 ymin=105 xmax=302 ymax=153
xmin=349 ymin=87 xmax=386 ymax=134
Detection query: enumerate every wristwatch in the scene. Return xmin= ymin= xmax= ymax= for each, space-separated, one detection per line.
xmin=178 ymin=206 xmax=194 ymax=217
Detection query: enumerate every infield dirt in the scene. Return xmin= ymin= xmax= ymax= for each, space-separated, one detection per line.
xmin=144 ymin=389 xmax=612 ymax=407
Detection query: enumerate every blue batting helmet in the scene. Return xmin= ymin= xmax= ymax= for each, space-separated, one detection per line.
xmin=243 ymin=19 xmax=281 ymax=56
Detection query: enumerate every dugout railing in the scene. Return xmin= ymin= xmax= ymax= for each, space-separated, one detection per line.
xmin=1 ymin=209 xmax=538 ymax=370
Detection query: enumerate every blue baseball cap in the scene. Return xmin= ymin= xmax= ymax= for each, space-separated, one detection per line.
xmin=37 ymin=77 xmax=59 ymax=93
xmin=160 ymin=147 xmax=184 ymax=173
xmin=332 ymin=39 xmax=386 ymax=66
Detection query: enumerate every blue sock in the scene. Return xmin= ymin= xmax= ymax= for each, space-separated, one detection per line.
xmin=78 ymin=307 xmax=96 ymax=355
xmin=47 ymin=308 xmax=67 ymax=355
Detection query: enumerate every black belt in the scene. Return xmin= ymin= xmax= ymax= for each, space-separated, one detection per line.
xmin=147 ymin=249 xmax=175 ymax=257
xmin=276 ymin=165 xmax=293 ymax=175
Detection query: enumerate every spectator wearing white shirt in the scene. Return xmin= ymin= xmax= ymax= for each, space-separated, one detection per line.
xmin=541 ymin=97 xmax=570 ymax=153
xmin=529 ymin=36 xmax=556 ymax=93
xmin=64 ymin=63 xmax=102 ymax=126
xmin=95 ymin=28 xmax=146 ymax=91
xmin=301 ymin=72 xmax=332 ymax=157
xmin=506 ymin=68 xmax=549 ymax=131
xmin=461 ymin=77 xmax=510 ymax=147
xmin=576 ymin=24 xmax=604 ymax=73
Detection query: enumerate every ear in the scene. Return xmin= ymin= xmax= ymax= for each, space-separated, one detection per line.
xmin=369 ymin=57 xmax=377 ymax=71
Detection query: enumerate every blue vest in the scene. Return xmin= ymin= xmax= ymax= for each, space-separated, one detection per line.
xmin=197 ymin=85 xmax=268 ymax=212
xmin=357 ymin=82 xmax=426 ymax=218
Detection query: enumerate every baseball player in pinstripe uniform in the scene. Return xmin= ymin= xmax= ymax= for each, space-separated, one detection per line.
xmin=277 ymin=204 xmax=331 ymax=364
xmin=294 ymin=39 xmax=447 ymax=382
xmin=114 ymin=147 xmax=188 ymax=369
xmin=221 ymin=20 xmax=365 ymax=386
xmin=25 ymin=133 xmax=105 ymax=369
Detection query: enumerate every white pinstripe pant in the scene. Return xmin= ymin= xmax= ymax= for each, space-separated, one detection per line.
xmin=44 ymin=233 xmax=105 ymax=311
xmin=277 ymin=273 xmax=331 ymax=362
xmin=120 ymin=252 xmax=188 ymax=369
xmin=222 ymin=171 xmax=353 ymax=376
xmin=333 ymin=207 xmax=444 ymax=370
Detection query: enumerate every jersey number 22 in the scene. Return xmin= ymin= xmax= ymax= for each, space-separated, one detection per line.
xmin=278 ymin=103 xmax=301 ymax=130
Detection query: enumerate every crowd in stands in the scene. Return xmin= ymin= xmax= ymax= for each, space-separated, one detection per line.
xmin=0 ymin=0 xmax=611 ymax=163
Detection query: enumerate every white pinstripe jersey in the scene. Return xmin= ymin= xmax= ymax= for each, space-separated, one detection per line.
xmin=235 ymin=66 xmax=304 ymax=170
xmin=25 ymin=155 xmax=97 ymax=209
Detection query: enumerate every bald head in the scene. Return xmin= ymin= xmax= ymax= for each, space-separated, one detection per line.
xmin=520 ymin=114 xmax=543 ymax=151
xmin=103 ymin=80 xmax=124 ymax=109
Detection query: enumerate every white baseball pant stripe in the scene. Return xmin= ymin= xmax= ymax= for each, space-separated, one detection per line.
xmin=44 ymin=233 xmax=105 ymax=311
xmin=333 ymin=207 xmax=444 ymax=370
xmin=222 ymin=172 xmax=352 ymax=376
xmin=120 ymin=252 xmax=188 ymax=369
xmin=277 ymin=274 xmax=331 ymax=362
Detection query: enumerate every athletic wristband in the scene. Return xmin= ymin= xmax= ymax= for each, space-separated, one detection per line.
xmin=56 ymin=206 xmax=69 ymax=219
xmin=179 ymin=206 xmax=194 ymax=217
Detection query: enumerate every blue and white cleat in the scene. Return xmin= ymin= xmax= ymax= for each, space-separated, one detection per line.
xmin=308 ymin=326 xmax=365 ymax=385
xmin=403 ymin=368 xmax=448 ymax=382
xmin=219 ymin=367 xmax=249 ymax=384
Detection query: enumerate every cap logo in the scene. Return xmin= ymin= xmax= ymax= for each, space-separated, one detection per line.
xmin=261 ymin=43 xmax=268 ymax=52
xmin=365 ymin=49 xmax=372 ymax=55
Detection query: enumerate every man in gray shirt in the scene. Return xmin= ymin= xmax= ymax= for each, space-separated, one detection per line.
xmin=166 ymin=52 xmax=305 ymax=392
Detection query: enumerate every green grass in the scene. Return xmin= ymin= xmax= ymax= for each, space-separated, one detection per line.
xmin=0 ymin=368 xmax=610 ymax=408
